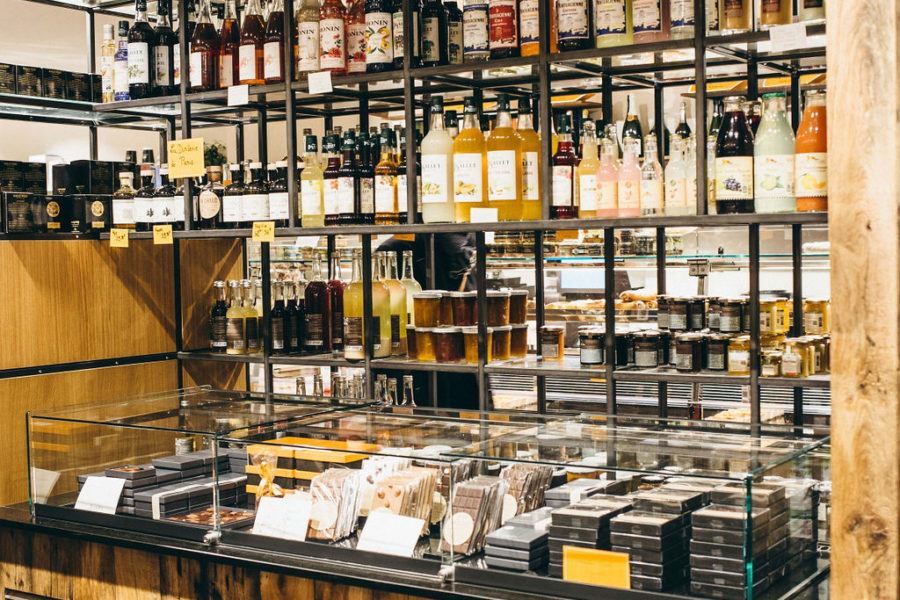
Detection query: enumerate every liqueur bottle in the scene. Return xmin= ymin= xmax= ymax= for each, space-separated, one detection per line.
xmin=101 ymin=24 xmax=117 ymax=103
xmin=595 ymin=0 xmax=633 ymax=48
xmin=226 ymin=280 xmax=246 ymax=355
xmin=488 ymin=0 xmax=518 ymax=58
xmin=304 ymin=254 xmax=332 ymax=354
xmin=550 ymin=114 xmax=578 ymax=219
xmin=347 ymin=0 xmax=368 ymax=73
xmin=270 ymin=280 xmax=287 ymax=354
xmin=357 ymin=131 xmax=376 ymax=224
xmin=154 ymin=164 xmax=177 ymax=226
xmin=337 ymin=131 xmax=360 ymax=225
xmin=391 ymin=0 xmax=419 ymax=70
xmin=670 ymin=0 xmax=695 ymax=39
xmin=445 ymin=110 xmax=459 ymax=139
xmin=239 ymin=0 xmax=266 ymax=84
xmin=421 ymin=96 xmax=455 ymax=223
xmin=463 ymin=0 xmax=490 ymax=63
xmin=263 ymin=0 xmax=286 ymax=82
xmin=446 ymin=1 xmax=463 ymax=63
xmin=452 ymin=96 xmax=487 ymax=223
xmin=715 ymin=95 xmax=755 ymax=214
xmin=519 ymin=0 xmax=540 ymax=56
xmin=675 ymin=101 xmax=691 ymax=139
xmin=222 ymin=163 xmax=245 ymax=228
xmin=153 ymin=0 xmax=177 ymax=95
xmin=296 ymin=0 xmax=321 ymax=77
xmin=174 ymin=0 xmax=197 ymax=88
xmin=375 ymin=128 xmax=399 ymax=225
xmin=557 ymin=0 xmax=591 ymax=51
xmin=210 ymin=280 xmax=228 ymax=352
xmin=134 ymin=163 xmax=156 ymax=232
xmin=327 ymin=252 xmax=346 ymax=353
xmin=190 ymin=0 xmax=220 ymax=91
xmin=343 ymin=249 xmax=366 ymax=361
xmin=371 ymin=254 xmax=392 ymax=358
xmin=300 ymin=130 xmax=326 ymax=227
xmin=381 ymin=253 xmax=408 ymax=355
xmin=268 ymin=161 xmax=290 ymax=227
xmin=399 ymin=250 xmax=421 ymax=325
xmin=622 ymin=93 xmax=644 ymax=157
xmin=284 ymin=280 xmax=302 ymax=353
xmin=319 ymin=0 xmax=348 ymax=75
xmin=576 ymin=121 xmax=600 ymax=218
xmin=243 ymin=279 xmax=262 ymax=354
xmin=632 ymin=0 xmax=671 ymax=43
xmin=242 ymin=162 xmax=270 ymax=224
xmin=323 ymin=133 xmax=342 ymax=225
xmin=596 ymin=138 xmax=620 ymax=217
xmin=365 ymin=0 xmax=395 ymax=71
xmin=421 ymin=0 xmax=449 ymax=66
xmin=128 ymin=0 xmax=155 ymax=99
xmin=618 ymin=136 xmax=641 ymax=217
xmin=198 ymin=165 xmax=224 ymax=228
xmin=639 ymin=134 xmax=664 ymax=215
xmin=517 ymin=95 xmax=541 ymax=220
xmin=486 ymin=94 xmax=523 ymax=221
xmin=173 ymin=174 xmax=190 ymax=230
xmin=112 ymin=171 xmax=137 ymax=229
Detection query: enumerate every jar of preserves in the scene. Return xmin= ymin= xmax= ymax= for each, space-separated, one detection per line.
xmin=486 ymin=290 xmax=511 ymax=327
xmin=510 ymin=324 xmax=528 ymax=359
xmin=669 ymin=297 xmax=690 ymax=331
xmin=782 ymin=338 xmax=808 ymax=377
xmin=579 ymin=327 xmax=604 ymax=366
xmin=760 ymin=299 xmax=778 ymax=335
xmin=432 ymin=327 xmax=464 ymax=363
xmin=707 ymin=297 xmax=721 ymax=331
xmin=540 ymin=325 xmax=564 ymax=360
xmin=461 ymin=326 xmax=478 ymax=364
xmin=439 ymin=291 xmax=454 ymax=326
xmin=407 ymin=325 xmax=418 ymax=359
xmin=761 ymin=350 xmax=782 ymax=377
xmin=492 ymin=325 xmax=512 ymax=361
xmin=727 ymin=335 xmax=751 ymax=376
xmin=634 ymin=231 xmax=656 ymax=255
xmin=740 ymin=298 xmax=750 ymax=332
xmin=657 ymin=330 xmax=671 ymax=365
xmin=760 ymin=333 xmax=785 ymax=351
xmin=616 ymin=330 xmax=634 ymax=366
xmin=657 ymin=295 xmax=670 ymax=330
xmin=508 ymin=289 xmax=528 ymax=324
xmin=450 ymin=291 xmax=477 ymax=326
xmin=416 ymin=327 xmax=436 ymax=361
xmin=719 ymin=298 xmax=743 ymax=333
xmin=774 ymin=297 xmax=789 ymax=334
xmin=675 ymin=333 xmax=702 ymax=372
xmin=413 ymin=292 xmax=442 ymax=327
xmin=803 ymin=298 xmax=829 ymax=333
xmin=689 ymin=297 xmax=707 ymax=331
xmin=706 ymin=333 xmax=731 ymax=371
xmin=633 ymin=331 xmax=660 ymax=368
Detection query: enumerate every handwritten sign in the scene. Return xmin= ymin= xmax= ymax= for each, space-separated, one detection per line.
xmin=110 ymin=228 xmax=129 ymax=248
xmin=563 ymin=547 xmax=630 ymax=589
xmin=168 ymin=138 xmax=205 ymax=179
xmin=252 ymin=221 xmax=275 ymax=243
xmin=153 ymin=224 xmax=173 ymax=245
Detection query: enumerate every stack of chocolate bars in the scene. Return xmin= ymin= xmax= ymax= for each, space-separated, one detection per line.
xmin=548 ymin=496 xmax=634 ymax=578
xmin=441 ymin=476 xmax=509 ymax=556
xmin=483 ymin=508 xmax=552 ymax=572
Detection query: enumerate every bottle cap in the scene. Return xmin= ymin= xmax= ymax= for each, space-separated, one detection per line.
xmin=430 ymin=96 xmax=444 ymax=112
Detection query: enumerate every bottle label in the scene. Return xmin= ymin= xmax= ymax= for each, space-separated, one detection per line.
xmin=101 ymin=56 xmax=114 ymax=94
xmin=212 ymin=315 xmax=227 ymax=348
xmin=448 ymin=21 xmax=463 ymax=63
xmin=715 ymin=156 xmax=754 ymax=199
xmin=805 ymin=311 xmax=824 ymax=332
xmin=595 ymin=0 xmax=627 ymax=36
xmin=578 ymin=173 xmax=598 ymax=211
xmin=173 ymin=194 xmax=185 ymax=223
xmin=632 ymin=0 xmax=662 ymax=33
xmin=557 ymin=0 xmax=590 ymax=40
xmin=269 ymin=191 xmax=290 ymax=219
xmin=301 ymin=179 xmax=323 ymax=216
xmin=189 ymin=51 xmax=202 ymax=87
xmin=453 ymin=153 xmax=483 ymax=203
xmin=153 ymin=46 xmax=171 ymax=86
xmin=489 ymin=0 xmax=518 ymax=50
xmin=707 ymin=0 xmax=720 ymax=29
xmin=243 ymin=193 xmax=269 ymax=220
xmin=728 ymin=350 xmax=750 ymax=372
xmin=671 ymin=0 xmax=695 ymax=27
xmin=347 ymin=23 xmax=367 ymax=72
xmin=344 ymin=316 xmax=363 ymax=351
xmin=422 ymin=17 xmax=442 ymax=62
xmin=390 ymin=315 xmax=401 ymax=348
xmin=222 ymin=195 xmax=242 ymax=222
xmin=115 ymin=58 xmax=130 ymax=97
xmin=297 ymin=21 xmax=320 ymax=72
xmin=755 ymin=154 xmax=795 ymax=199
xmin=375 ymin=175 xmax=396 ymax=213
xmin=110 ymin=198 xmax=130 ymax=225
xmin=337 ymin=176 xmax=355 ymax=213
xmin=795 ymin=152 xmax=827 ymax=197
xmin=127 ymin=42 xmax=150 ymax=84
xmin=618 ymin=179 xmax=639 ymax=208
xmin=360 ymin=177 xmax=375 ymax=214
xmin=487 ymin=150 xmax=517 ymax=201
xmin=519 ymin=0 xmax=540 ymax=46
xmin=724 ymin=0 xmax=744 ymax=17
xmin=305 ymin=313 xmax=325 ymax=347
xmin=263 ymin=41 xmax=282 ymax=79
xmin=133 ymin=196 xmax=151 ymax=224
xmin=287 ymin=314 xmax=299 ymax=348
xmin=522 ymin=151 xmax=539 ymax=200
xmin=246 ymin=316 xmax=260 ymax=349
xmin=320 ymin=18 xmax=346 ymax=69
xmin=220 ymin=54 xmax=234 ymax=87
xmin=238 ymin=44 xmax=257 ymax=81
xmin=640 ymin=180 xmax=663 ymax=212
xmin=156 ymin=196 xmax=175 ymax=223
xmin=332 ymin=310 xmax=343 ymax=345
xmin=665 ymin=177 xmax=687 ymax=208
xmin=464 ymin=3 xmax=490 ymax=54
xmin=552 ymin=165 xmax=574 ymax=207
xmin=271 ymin=317 xmax=285 ymax=350
xmin=392 ymin=12 xmax=405 ymax=59
xmin=598 ymin=180 xmax=617 ymax=209
xmin=226 ymin=317 xmax=245 ymax=351
xmin=199 ymin=190 xmax=221 ymax=220
xmin=324 ymin=179 xmax=340 ymax=215
xmin=421 ymin=154 xmax=449 ymax=204
xmin=172 ymin=43 xmax=180 ymax=85
xmin=365 ymin=12 xmax=394 ymax=64
xmin=397 ymin=174 xmax=409 ymax=212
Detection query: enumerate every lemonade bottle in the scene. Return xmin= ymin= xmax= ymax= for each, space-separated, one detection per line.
xmin=795 ymin=90 xmax=827 ymax=212
xmin=754 ymin=92 xmax=796 ymax=213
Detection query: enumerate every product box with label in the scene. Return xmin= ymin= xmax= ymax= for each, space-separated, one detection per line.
xmin=75 ymin=194 xmax=110 ymax=232
xmin=67 ymin=194 xmax=88 ymax=233
xmin=15 ymin=65 xmax=42 ymax=96
xmin=67 ymin=72 xmax=91 ymax=102
xmin=3 ymin=191 xmax=37 ymax=233
xmin=40 ymin=195 xmax=71 ymax=233
xmin=91 ymin=74 xmax=101 ymax=102
xmin=0 ymin=63 xmax=15 ymax=94
xmin=23 ymin=162 xmax=47 ymax=194
xmin=42 ymin=69 xmax=67 ymax=99
xmin=0 ymin=160 xmax=24 ymax=192
xmin=69 ymin=160 xmax=114 ymax=195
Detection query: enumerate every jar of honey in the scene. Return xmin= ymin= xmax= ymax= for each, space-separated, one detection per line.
xmin=439 ymin=291 xmax=454 ymax=326
xmin=761 ymin=350 xmax=782 ymax=377
xmin=416 ymin=327 xmax=436 ymax=361
xmin=727 ymin=335 xmax=751 ymax=375
xmin=492 ymin=325 xmax=512 ymax=361
xmin=760 ymin=299 xmax=778 ymax=335
xmin=406 ymin=325 xmax=418 ymax=359
xmin=412 ymin=292 xmax=442 ymax=328
xmin=803 ymin=299 xmax=830 ymax=334
xmin=450 ymin=291 xmax=477 ymax=326
xmin=432 ymin=327 xmax=464 ymax=363
xmin=782 ymin=338 xmax=808 ymax=377
xmin=486 ymin=290 xmax=511 ymax=327
xmin=510 ymin=324 xmax=528 ymax=359
xmin=540 ymin=325 xmax=564 ymax=360
xmin=461 ymin=326 xmax=492 ymax=364
xmin=508 ymin=290 xmax=529 ymax=324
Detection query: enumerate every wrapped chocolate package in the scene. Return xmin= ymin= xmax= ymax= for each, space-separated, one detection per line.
xmin=307 ymin=468 xmax=363 ymax=541
xmin=441 ymin=475 xmax=508 ymax=556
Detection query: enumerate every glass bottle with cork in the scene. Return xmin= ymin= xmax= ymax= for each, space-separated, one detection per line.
xmin=219 ymin=0 xmax=240 ymax=87
xmin=128 ymin=0 xmax=155 ymax=99
xmin=715 ymin=95 xmax=755 ymax=214
xmin=551 ymin=114 xmax=578 ymax=220
xmin=190 ymin=0 xmax=220 ymax=91
xmin=238 ymin=0 xmax=266 ymax=84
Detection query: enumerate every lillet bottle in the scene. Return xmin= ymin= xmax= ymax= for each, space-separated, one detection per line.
xmin=190 ymin=0 xmax=220 ymax=92
xmin=239 ymin=0 xmax=266 ymax=84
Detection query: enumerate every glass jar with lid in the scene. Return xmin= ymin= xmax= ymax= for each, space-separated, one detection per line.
xmin=740 ymin=297 xmax=751 ymax=332
xmin=656 ymin=295 xmax=670 ymax=330
xmin=486 ymin=290 xmax=511 ymax=327
xmin=615 ymin=330 xmax=634 ymax=366
xmin=634 ymin=231 xmax=656 ymax=255
xmin=406 ymin=325 xmax=418 ymax=359
xmin=633 ymin=331 xmax=660 ymax=368
xmin=706 ymin=333 xmax=732 ymax=371
xmin=803 ymin=298 xmax=830 ymax=333
xmin=508 ymin=289 xmax=528 ymax=324
xmin=727 ymin=335 xmax=751 ymax=376
xmin=707 ymin=297 xmax=721 ymax=331
xmin=439 ymin=291 xmax=454 ymax=326
xmin=416 ymin=327 xmax=436 ymax=361
xmin=492 ymin=325 xmax=512 ymax=361
xmin=579 ymin=327 xmax=604 ymax=366
xmin=510 ymin=324 xmax=528 ymax=359
xmin=774 ymin=297 xmax=789 ymax=334
xmin=540 ymin=325 xmax=564 ymax=360
xmin=782 ymin=338 xmax=808 ymax=377
xmin=669 ymin=297 xmax=690 ymax=331
xmin=432 ymin=327 xmax=464 ymax=363
xmin=719 ymin=298 xmax=743 ymax=333
xmin=689 ymin=297 xmax=707 ymax=331
xmin=675 ymin=333 xmax=702 ymax=372
xmin=450 ymin=291 xmax=476 ymax=326
xmin=413 ymin=292 xmax=442 ymax=327
xmin=760 ymin=298 xmax=778 ymax=335
xmin=761 ymin=350 xmax=782 ymax=377
xmin=461 ymin=326 xmax=493 ymax=364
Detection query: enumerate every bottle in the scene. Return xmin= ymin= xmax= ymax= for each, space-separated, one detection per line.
xmin=154 ymin=165 xmax=177 ymax=226
xmin=101 ymin=24 xmax=117 ymax=103
xmin=381 ymin=253 xmax=408 ymax=355
xmin=242 ymin=279 xmax=262 ymax=353
xmin=391 ymin=0 xmax=416 ymax=70
xmin=486 ymin=94 xmax=523 ymax=221
xmin=223 ymin=163 xmax=245 ymax=228
xmin=489 ymin=0 xmax=518 ymax=58
xmin=263 ymin=0 xmax=285 ymax=82
xmin=596 ymin=138 xmax=619 ymax=217
xmin=595 ymin=0 xmax=633 ymax=47
xmin=715 ymin=95 xmax=755 ymax=214
xmin=112 ymin=172 xmax=137 ymax=229
xmin=605 ymin=123 xmax=621 ymax=161
xmin=722 ymin=0 xmax=751 ymax=32
xmin=745 ymin=100 xmax=762 ymax=135
xmin=754 ymin=92 xmax=796 ymax=213
xmin=632 ymin=0 xmax=670 ymax=43
xmin=226 ymin=280 xmax=246 ymax=354
xmin=296 ymin=0 xmax=321 ymax=77
xmin=267 ymin=161 xmax=290 ymax=226
xmin=370 ymin=255 xmax=392 ymax=358
xmin=795 ymin=90 xmax=827 ymax=212
xmin=284 ymin=280 xmax=302 ymax=353
xmin=134 ymin=164 xmax=156 ymax=232
xmin=198 ymin=165 xmax=224 ymax=228
xmin=453 ymin=96 xmax=488 ymax=223
xmin=396 ymin=250 xmax=420 ymax=322
xmin=445 ymin=110 xmax=459 ymax=139
xmin=214 ymin=3 xmax=225 ymax=32
xmin=709 ymin=98 xmax=724 ymax=136
xmin=174 ymin=0 xmax=197 ymax=88
xmin=322 ymin=134 xmax=342 ymax=225
xmin=365 ymin=0 xmax=395 ymax=71
xmin=684 ymin=134 xmax=698 ymax=213
xmin=305 ymin=254 xmax=332 ymax=353
xmin=337 ymin=131 xmax=360 ymax=225
xmin=577 ymin=121 xmax=600 ymax=218
xmin=173 ymin=175 xmax=190 ymax=230
xmin=557 ymin=0 xmax=591 ymax=50
xmin=519 ymin=0 xmax=540 ymax=55
xmin=446 ymin=1 xmax=464 ymax=63
xmin=664 ymin=134 xmax=689 ymax=215
xmin=618 ymin=137 xmax=641 ymax=216
xmin=191 ymin=0 xmax=220 ymax=91
xmin=347 ymin=0 xmax=367 ymax=73
xmin=670 ymin=0 xmax=695 ymax=38
xmin=640 ymin=134 xmax=663 ymax=215
xmin=551 ymin=114 xmax=578 ymax=219
xmin=319 ymin=0 xmax=347 ymax=74
xmin=343 ymin=249 xmax=366 ymax=361
xmin=397 ymin=127 xmax=419 ymax=223
xmin=374 ymin=129 xmax=400 ymax=225
xmin=115 ymin=21 xmax=132 ymax=102
xmin=463 ymin=0 xmax=490 ymax=62
xmin=517 ymin=96 xmax=542 ymax=220
xmin=421 ymin=0 xmax=449 ymax=66
xmin=357 ymin=132 xmax=376 ymax=224
xmin=327 ymin=252 xmax=346 ymax=353
xmin=760 ymin=0 xmax=791 ymax=27
xmin=706 ymin=134 xmax=717 ymax=214
xmin=271 ymin=281 xmax=287 ymax=354
xmin=243 ymin=162 xmax=269 ymax=224
xmin=675 ymin=101 xmax=691 ymax=139
xmin=239 ymin=0 xmax=266 ymax=84
xmin=300 ymin=130 xmax=325 ymax=227
xmin=128 ymin=0 xmax=155 ymax=99
xmin=421 ymin=96 xmax=455 ymax=223
xmin=799 ymin=0 xmax=825 ymax=22
xmin=154 ymin=0 xmax=177 ymax=95
xmin=622 ymin=93 xmax=644 ymax=157
xmin=210 ymin=280 xmax=228 ymax=352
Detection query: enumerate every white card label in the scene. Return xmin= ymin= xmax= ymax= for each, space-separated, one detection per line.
xmin=356 ymin=510 xmax=424 ymax=557
xmin=74 ymin=476 xmax=125 ymax=514
xmin=769 ymin=23 xmax=807 ymax=52
xmin=307 ymin=70 xmax=333 ymax=94
xmin=228 ymin=84 xmax=250 ymax=106
xmin=253 ymin=495 xmax=312 ymax=542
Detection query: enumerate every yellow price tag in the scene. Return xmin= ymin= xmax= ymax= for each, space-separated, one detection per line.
xmin=252 ymin=221 xmax=275 ymax=243
xmin=563 ymin=547 xmax=630 ymax=589
xmin=167 ymin=137 xmax=205 ymax=179
xmin=109 ymin=228 xmax=129 ymax=248
xmin=153 ymin=224 xmax=174 ymax=245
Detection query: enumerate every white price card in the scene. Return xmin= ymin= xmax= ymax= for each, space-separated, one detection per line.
xmin=307 ymin=70 xmax=333 ymax=95
xmin=469 ymin=207 xmax=498 ymax=243
xmin=769 ymin=23 xmax=808 ymax=52
xmin=253 ymin=495 xmax=312 ymax=542
xmin=74 ymin=476 xmax=125 ymax=514
xmin=356 ymin=510 xmax=425 ymax=557
xmin=228 ymin=84 xmax=250 ymax=107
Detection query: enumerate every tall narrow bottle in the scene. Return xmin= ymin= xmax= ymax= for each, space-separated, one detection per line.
xmin=284 ymin=280 xmax=302 ymax=353
xmin=675 ymin=101 xmax=691 ymax=138
xmin=664 ymin=134 xmax=689 ymax=215
xmin=242 ymin=279 xmax=262 ymax=353
xmin=453 ymin=96 xmax=487 ymax=223
xmin=101 ymin=24 xmax=117 ymax=103
xmin=577 ymin=121 xmax=600 ymax=218
xmin=754 ymin=92 xmax=796 ymax=213
xmin=243 ymin=162 xmax=269 ymax=224
xmin=198 ymin=165 xmax=224 ymax=228
xmin=421 ymin=96 xmax=455 ymax=223
xmin=226 ymin=280 xmax=246 ymax=354
xmin=268 ymin=161 xmax=290 ymax=226
xmin=795 ymin=90 xmax=827 ymax=212
xmin=684 ymin=134 xmax=698 ymax=213
xmin=715 ymin=95 xmax=755 ymax=214
xmin=557 ymin=0 xmax=591 ymax=50
xmin=305 ymin=255 xmax=332 ymax=353
xmin=271 ymin=280 xmax=287 ymax=354
xmin=670 ymin=0 xmax=695 ymax=39
xmin=519 ymin=0 xmax=539 ymax=55
xmin=210 ymin=280 xmax=228 ymax=352
xmin=327 ymin=252 xmax=346 ymax=353
xmin=463 ymin=0 xmax=490 ymax=63
xmin=357 ymin=131 xmax=376 ymax=224
xmin=173 ymin=0 xmax=196 ymax=88
xmin=263 ymin=0 xmax=285 ymax=82
xmin=128 ymin=0 xmax=155 ymax=99
xmin=191 ymin=0 xmax=220 ymax=91
xmin=551 ymin=114 xmax=578 ymax=220
xmin=296 ymin=0 xmax=321 ymax=77
xmin=322 ymin=134 xmax=341 ymax=225
xmin=338 ymin=131 xmax=360 ymax=225
xmin=343 ymin=249 xmax=366 ymax=361
xmin=153 ymin=0 xmax=177 ymax=95
xmin=595 ymin=0 xmax=633 ymax=47
xmin=364 ymin=0 xmax=395 ymax=71
xmin=596 ymin=138 xmax=619 ymax=217
xmin=300 ymin=131 xmax=325 ymax=227
xmin=371 ymin=255 xmax=392 ymax=358
xmin=375 ymin=128 xmax=399 ymax=224
xmin=347 ymin=0 xmax=367 ymax=73
xmin=640 ymin=134 xmax=664 ymax=215
xmin=516 ymin=96 xmax=542 ymax=220
xmin=319 ymin=0 xmax=347 ymax=74
xmin=446 ymin=1 xmax=463 ymax=63
xmin=618 ymin=137 xmax=641 ymax=217
xmin=622 ymin=93 xmax=644 ymax=157
xmin=488 ymin=0 xmax=518 ymax=58
xmin=134 ymin=164 xmax=156 ymax=232
xmin=709 ymin=99 xmax=724 ymax=136
xmin=381 ymin=253 xmax=408 ymax=355
xmin=632 ymin=0 xmax=670 ymax=43
xmin=239 ymin=0 xmax=266 ymax=84
xmin=154 ymin=165 xmax=177 ymax=226
xmin=391 ymin=0 xmax=417 ymax=70
xmin=223 ymin=163 xmax=245 ymax=227
xmin=399 ymin=250 xmax=421 ymax=326
xmin=112 ymin=172 xmax=137 ymax=229
xmin=219 ymin=0 xmax=240 ymax=87
xmin=486 ymin=94 xmax=523 ymax=221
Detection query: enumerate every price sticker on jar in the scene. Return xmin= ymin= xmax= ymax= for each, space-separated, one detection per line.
xmin=153 ymin=224 xmax=173 ymax=245
xmin=109 ymin=228 xmax=129 ymax=248
xmin=252 ymin=221 xmax=275 ymax=243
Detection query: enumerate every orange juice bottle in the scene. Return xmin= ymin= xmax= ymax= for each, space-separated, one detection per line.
xmin=794 ymin=90 xmax=827 ymax=212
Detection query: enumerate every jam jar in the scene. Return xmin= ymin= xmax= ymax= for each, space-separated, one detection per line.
xmin=492 ymin=325 xmax=512 ymax=361
xmin=669 ymin=297 xmax=690 ymax=331
xmin=412 ymin=292 xmax=442 ymax=328
xmin=416 ymin=327 xmax=436 ymax=361
xmin=803 ymin=298 xmax=829 ymax=333
xmin=719 ymin=298 xmax=743 ymax=333
xmin=761 ymin=350 xmax=782 ymax=377
xmin=540 ymin=325 xmax=564 ymax=360
xmin=740 ymin=298 xmax=750 ymax=332
xmin=633 ymin=331 xmax=660 ymax=368
xmin=439 ymin=291 xmax=454 ymax=326
xmin=406 ymin=325 xmax=418 ymax=360
xmin=432 ymin=327 xmax=464 ymax=363
xmin=508 ymin=290 xmax=529 ymax=325
xmin=634 ymin=231 xmax=656 ymax=255
xmin=615 ymin=330 xmax=634 ymax=366
xmin=706 ymin=333 xmax=732 ymax=371
xmin=510 ymin=324 xmax=528 ymax=359
xmin=461 ymin=326 xmax=491 ymax=364
xmin=579 ymin=327 xmax=604 ymax=366
xmin=450 ymin=291 xmax=477 ymax=326
xmin=689 ymin=297 xmax=707 ymax=331
xmin=760 ymin=298 xmax=778 ymax=335
xmin=727 ymin=335 xmax=751 ymax=376
xmin=675 ymin=333 xmax=702 ymax=372
xmin=656 ymin=295 xmax=670 ymax=330
xmin=774 ymin=297 xmax=789 ymax=334
xmin=781 ymin=338 xmax=807 ymax=377
xmin=486 ymin=290 xmax=511 ymax=327
xmin=707 ymin=297 xmax=721 ymax=331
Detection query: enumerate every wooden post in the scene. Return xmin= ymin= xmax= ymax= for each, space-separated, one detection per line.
xmin=830 ymin=0 xmax=900 ymax=598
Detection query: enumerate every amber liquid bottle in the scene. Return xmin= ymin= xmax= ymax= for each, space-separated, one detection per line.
xmin=263 ymin=0 xmax=285 ymax=83
xmin=323 ymin=134 xmax=342 ymax=225
xmin=219 ymin=0 xmax=240 ymax=87
xmin=304 ymin=254 xmax=332 ymax=354
xmin=239 ymin=0 xmax=266 ymax=84
xmin=190 ymin=0 xmax=220 ymax=92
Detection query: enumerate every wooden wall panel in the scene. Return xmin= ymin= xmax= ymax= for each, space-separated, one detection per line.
xmin=0 ymin=240 xmax=175 ymax=370
xmin=180 ymin=239 xmax=244 ymax=352
xmin=183 ymin=360 xmax=247 ymax=391
xmin=0 ymin=360 xmax=178 ymax=506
